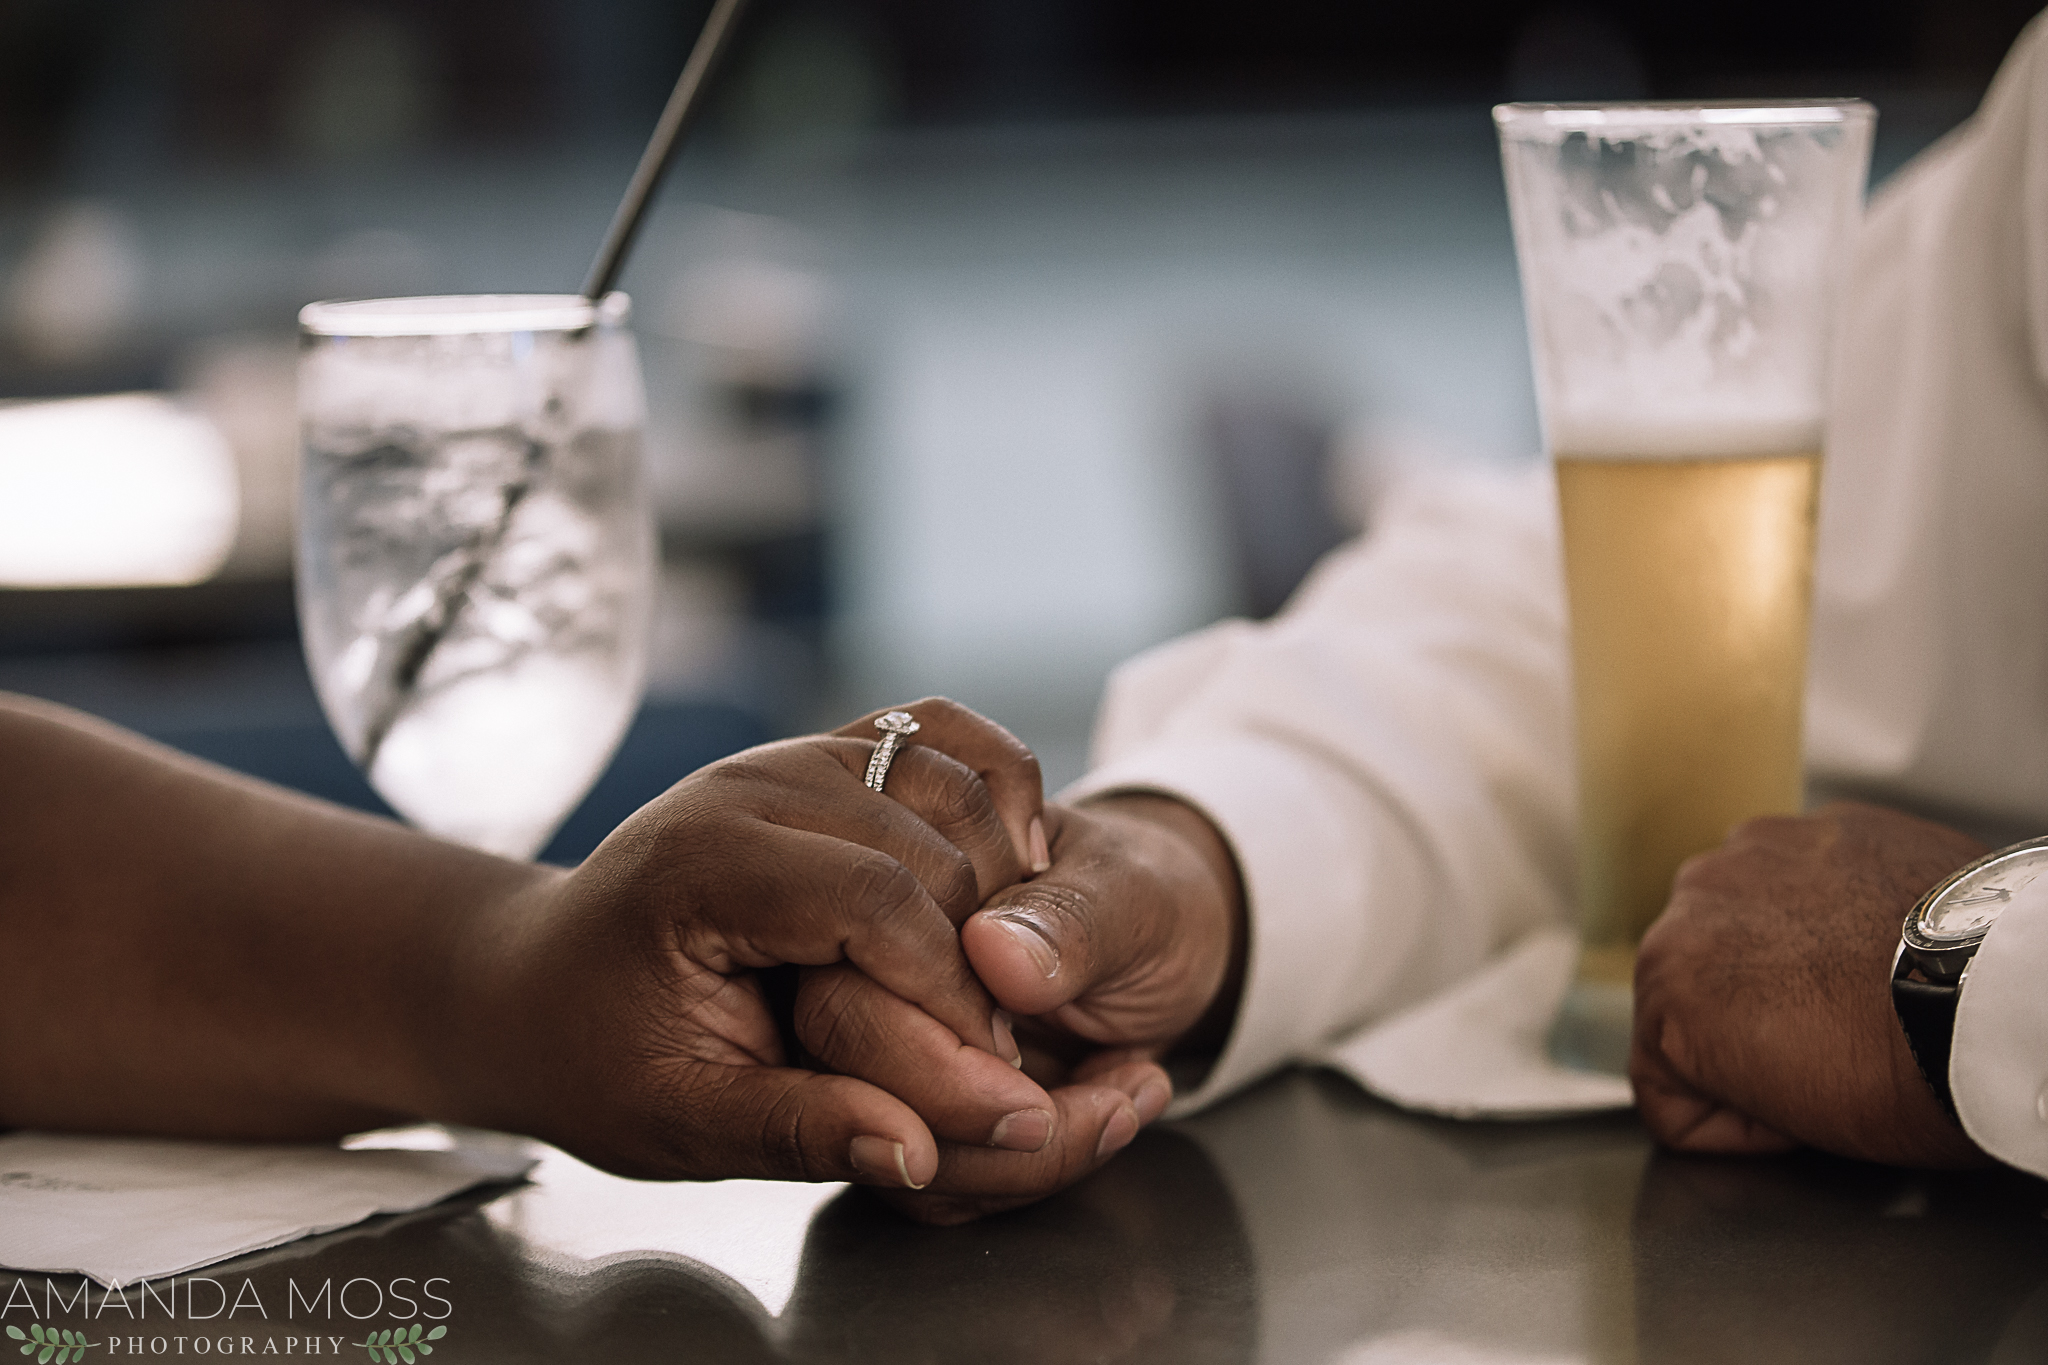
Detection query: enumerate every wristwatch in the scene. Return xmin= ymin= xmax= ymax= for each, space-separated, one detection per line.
xmin=1892 ymin=834 xmax=2048 ymax=1119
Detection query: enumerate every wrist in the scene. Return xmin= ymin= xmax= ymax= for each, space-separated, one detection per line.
xmin=1887 ymin=837 xmax=2044 ymax=1168
xmin=403 ymin=863 xmax=566 ymax=1133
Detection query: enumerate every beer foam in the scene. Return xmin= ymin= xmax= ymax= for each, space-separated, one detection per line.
xmin=1500 ymin=107 xmax=1848 ymax=157
xmin=1549 ymin=412 xmax=1823 ymax=460
xmin=1499 ymin=105 xmax=1870 ymax=468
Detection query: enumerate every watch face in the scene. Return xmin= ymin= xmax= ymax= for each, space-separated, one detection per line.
xmin=1911 ymin=842 xmax=2048 ymax=947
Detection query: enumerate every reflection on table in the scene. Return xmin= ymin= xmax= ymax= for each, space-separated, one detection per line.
xmin=6 ymin=1071 xmax=2047 ymax=1363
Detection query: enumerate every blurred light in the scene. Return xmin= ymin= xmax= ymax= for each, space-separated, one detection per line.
xmin=0 ymin=394 xmax=240 ymax=588
xmin=3 ymin=201 xmax=143 ymax=366
xmin=310 ymin=228 xmax=437 ymax=302
xmin=670 ymin=254 xmax=829 ymax=360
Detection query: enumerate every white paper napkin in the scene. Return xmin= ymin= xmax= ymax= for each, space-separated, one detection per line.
xmin=1319 ymin=928 xmax=1634 ymax=1119
xmin=0 ymin=1127 xmax=536 ymax=1287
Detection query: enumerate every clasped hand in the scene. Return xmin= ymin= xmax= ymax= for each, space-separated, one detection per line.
xmin=1632 ymin=801 xmax=1990 ymax=1168
xmin=430 ymin=700 xmax=1241 ymax=1224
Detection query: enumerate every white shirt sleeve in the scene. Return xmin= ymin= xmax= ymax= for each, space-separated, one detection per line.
xmin=1806 ymin=12 xmax=2048 ymax=820
xmin=1065 ymin=465 xmax=1576 ymax=1113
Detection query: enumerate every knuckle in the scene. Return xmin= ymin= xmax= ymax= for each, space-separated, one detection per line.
xmin=1725 ymin=812 xmax=1811 ymax=851
xmin=1636 ymin=896 xmax=1704 ymax=966
xmin=1635 ymin=913 xmax=1672 ymax=961
xmin=1633 ymin=1091 xmax=1688 ymax=1147
xmin=840 ymin=851 xmax=929 ymax=928
xmin=911 ymin=696 xmax=1036 ymax=762
xmin=1669 ymin=839 xmax=1763 ymax=899
xmin=1670 ymin=849 xmax=1720 ymax=891
xmin=756 ymin=1084 xmax=818 ymax=1182
xmin=1632 ymin=934 xmax=1674 ymax=995
xmin=793 ymin=970 xmax=878 ymax=1064
xmin=694 ymin=755 xmax=809 ymax=812
xmin=1643 ymin=1011 xmax=1701 ymax=1081
xmin=941 ymin=849 xmax=978 ymax=905
xmin=811 ymin=737 xmax=875 ymax=786
xmin=1005 ymin=882 xmax=1093 ymax=933
xmin=656 ymin=1073 xmax=735 ymax=1179
xmin=890 ymin=1191 xmax=994 ymax=1226
xmin=705 ymin=742 xmax=808 ymax=792
xmin=899 ymin=696 xmax=971 ymax=751
xmin=914 ymin=754 xmax=995 ymax=828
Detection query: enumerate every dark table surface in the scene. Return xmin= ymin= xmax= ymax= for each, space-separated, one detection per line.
xmin=8 ymin=1070 xmax=2048 ymax=1364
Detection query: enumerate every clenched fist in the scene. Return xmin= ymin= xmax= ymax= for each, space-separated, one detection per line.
xmin=1631 ymin=801 xmax=1990 ymax=1168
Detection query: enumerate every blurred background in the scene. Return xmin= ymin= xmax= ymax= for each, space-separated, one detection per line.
xmin=0 ymin=0 xmax=2037 ymax=857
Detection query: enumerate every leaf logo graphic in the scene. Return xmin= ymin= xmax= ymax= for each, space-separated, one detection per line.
xmin=6 ymin=1325 xmax=100 ymax=1363
xmin=353 ymin=1323 xmax=448 ymax=1362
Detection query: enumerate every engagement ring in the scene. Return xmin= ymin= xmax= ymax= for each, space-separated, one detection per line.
xmin=864 ymin=710 xmax=922 ymax=793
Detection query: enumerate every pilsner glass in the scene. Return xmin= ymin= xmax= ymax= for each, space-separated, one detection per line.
xmin=1495 ymin=101 xmax=1875 ymax=1072
xmin=296 ymin=294 xmax=655 ymax=859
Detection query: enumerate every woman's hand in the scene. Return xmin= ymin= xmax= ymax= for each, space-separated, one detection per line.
xmin=0 ymin=688 xmax=1175 ymax=1211
xmin=437 ymin=700 xmax=1107 ymax=1191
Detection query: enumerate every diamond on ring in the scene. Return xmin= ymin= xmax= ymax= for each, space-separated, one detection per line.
xmin=864 ymin=710 xmax=922 ymax=792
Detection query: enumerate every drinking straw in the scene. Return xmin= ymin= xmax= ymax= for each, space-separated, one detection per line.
xmin=582 ymin=0 xmax=754 ymax=300
xmin=348 ymin=2 xmax=753 ymax=771
xmin=348 ymin=6 xmax=754 ymax=782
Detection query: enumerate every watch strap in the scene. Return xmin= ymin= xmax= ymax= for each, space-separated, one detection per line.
xmin=1891 ymin=972 xmax=1961 ymax=1122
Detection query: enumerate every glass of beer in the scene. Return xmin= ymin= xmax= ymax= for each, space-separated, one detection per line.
xmin=1495 ymin=101 xmax=1875 ymax=1072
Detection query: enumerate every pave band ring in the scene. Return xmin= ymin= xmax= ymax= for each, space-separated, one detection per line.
xmin=864 ymin=709 xmax=922 ymax=793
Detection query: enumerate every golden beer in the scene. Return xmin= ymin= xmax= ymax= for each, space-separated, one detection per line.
xmin=1497 ymin=99 xmax=1871 ymax=1075
xmin=1556 ymin=451 xmax=1822 ymax=985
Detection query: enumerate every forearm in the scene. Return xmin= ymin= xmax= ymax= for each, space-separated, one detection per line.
xmin=0 ymin=693 xmax=546 ymax=1138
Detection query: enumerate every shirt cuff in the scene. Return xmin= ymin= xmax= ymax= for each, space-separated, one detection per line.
xmin=1950 ymin=903 xmax=2048 ymax=1178
xmin=1063 ymin=736 xmax=1402 ymax=1118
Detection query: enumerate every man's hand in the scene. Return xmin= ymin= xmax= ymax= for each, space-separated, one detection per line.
xmin=820 ymin=794 xmax=1236 ymax=1225
xmin=831 ymin=793 xmax=1237 ymax=1225
xmin=811 ymin=794 xmax=1225 ymax=1225
xmin=1631 ymin=801 xmax=1991 ymax=1167
xmin=961 ymin=795 xmax=1246 ymax=1091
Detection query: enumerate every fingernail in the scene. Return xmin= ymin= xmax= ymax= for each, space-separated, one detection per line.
xmin=1096 ymin=1103 xmax=1141 ymax=1160
xmin=992 ymin=1008 xmax=1023 ymax=1068
xmin=989 ymin=1106 xmax=1053 ymax=1152
xmin=1028 ymin=816 xmax=1051 ymax=874
xmin=849 ymin=1136 xmax=924 ymax=1189
xmin=1132 ymin=1076 xmax=1172 ymax=1124
xmin=992 ymin=911 xmax=1060 ymax=979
